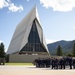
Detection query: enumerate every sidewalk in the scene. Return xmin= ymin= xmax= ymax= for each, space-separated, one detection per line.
xmin=0 ymin=66 xmax=75 ymax=75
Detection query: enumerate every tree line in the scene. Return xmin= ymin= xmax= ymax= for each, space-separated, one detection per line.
xmin=0 ymin=41 xmax=75 ymax=59
xmin=56 ymin=41 xmax=75 ymax=57
xmin=0 ymin=42 xmax=5 ymax=58
xmin=0 ymin=42 xmax=9 ymax=63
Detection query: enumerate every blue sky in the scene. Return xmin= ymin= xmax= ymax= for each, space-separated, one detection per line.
xmin=0 ymin=0 xmax=75 ymax=51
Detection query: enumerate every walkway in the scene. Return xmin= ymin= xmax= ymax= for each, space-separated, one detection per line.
xmin=0 ymin=66 xmax=75 ymax=75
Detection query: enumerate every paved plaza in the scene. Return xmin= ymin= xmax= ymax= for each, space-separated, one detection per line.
xmin=0 ymin=66 xmax=75 ymax=75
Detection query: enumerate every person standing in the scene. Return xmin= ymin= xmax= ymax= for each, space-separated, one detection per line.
xmin=73 ymin=59 xmax=75 ymax=69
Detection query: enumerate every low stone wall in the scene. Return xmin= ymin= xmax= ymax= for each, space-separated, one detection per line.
xmin=9 ymin=54 xmax=75 ymax=63
xmin=9 ymin=53 xmax=50 ymax=63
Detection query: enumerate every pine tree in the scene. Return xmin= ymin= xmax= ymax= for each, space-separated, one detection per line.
xmin=73 ymin=42 xmax=75 ymax=57
xmin=56 ymin=45 xmax=63 ymax=56
xmin=0 ymin=42 xmax=5 ymax=58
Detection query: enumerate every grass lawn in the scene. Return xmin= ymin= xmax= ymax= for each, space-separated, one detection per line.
xmin=5 ymin=63 xmax=34 ymax=66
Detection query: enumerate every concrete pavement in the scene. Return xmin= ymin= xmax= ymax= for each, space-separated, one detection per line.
xmin=0 ymin=66 xmax=75 ymax=75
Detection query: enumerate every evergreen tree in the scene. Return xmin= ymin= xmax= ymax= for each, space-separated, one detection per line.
xmin=0 ymin=42 xmax=5 ymax=58
xmin=73 ymin=42 xmax=75 ymax=57
xmin=56 ymin=45 xmax=63 ymax=56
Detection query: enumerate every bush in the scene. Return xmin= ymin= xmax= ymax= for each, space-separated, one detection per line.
xmin=67 ymin=53 xmax=73 ymax=57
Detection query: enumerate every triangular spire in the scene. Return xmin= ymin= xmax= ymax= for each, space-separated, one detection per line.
xmin=7 ymin=6 xmax=49 ymax=55
xmin=30 ymin=5 xmax=41 ymax=25
xmin=16 ymin=5 xmax=41 ymax=30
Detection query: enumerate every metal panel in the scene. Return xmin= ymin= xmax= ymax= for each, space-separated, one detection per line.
xmin=7 ymin=6 xmax=49 ymax=55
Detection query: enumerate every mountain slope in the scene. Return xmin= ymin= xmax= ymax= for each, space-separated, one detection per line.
xmin=47 ymin=40 xmax=75 ymax=55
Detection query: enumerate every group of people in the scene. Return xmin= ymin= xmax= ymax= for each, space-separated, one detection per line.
xmin=33 ymin=56 xmax=75 ymax=69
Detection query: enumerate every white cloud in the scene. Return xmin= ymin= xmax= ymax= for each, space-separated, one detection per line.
xmin=74 ymin=27 xmax=75 ymax=29
xmin=27 ymin=0 xmax=29 ymax=2
xmin=0 ymin=40 xmax=3 ymax=43
xmin=0 ymin=0 xmax=23 ymax=12
xmin=5 ymin=48 xmax=7 ymax=52
xmin=46 ymin=39 xmax=57 ymax=44
xmin=7 ymin=0 xmax=11 ymax=3
xmin=8 ymin=3 xmax=23 ymax=12
xmin=40 ymin=0 xmax=75 ymax=12
xmin=0 ymin=0 xmax=9 ymax=9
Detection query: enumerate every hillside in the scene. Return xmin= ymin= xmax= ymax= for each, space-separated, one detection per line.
xmin=47 ymin=40 xmax=75 ymax=55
